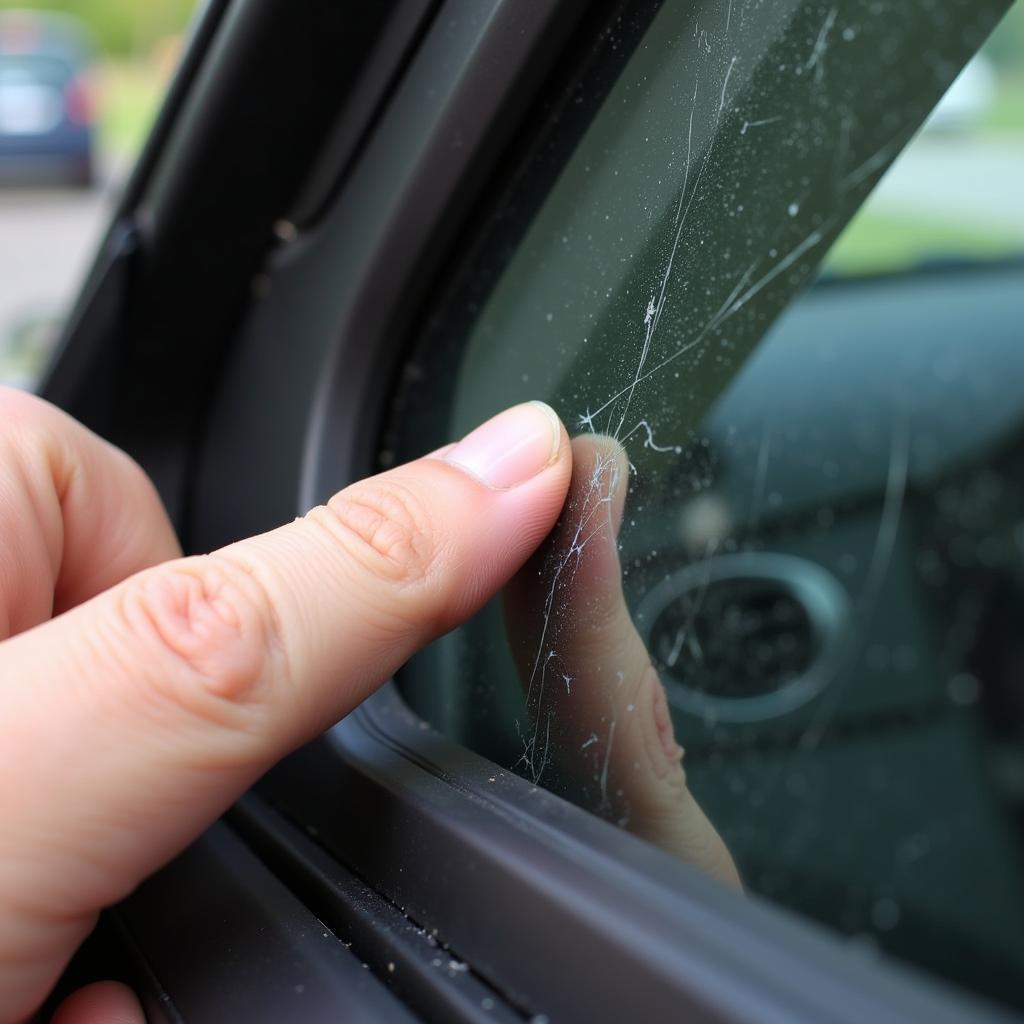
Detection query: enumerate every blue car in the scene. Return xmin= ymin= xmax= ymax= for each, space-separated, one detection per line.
xmin=0 ymin=11 xmax=95 ymax=187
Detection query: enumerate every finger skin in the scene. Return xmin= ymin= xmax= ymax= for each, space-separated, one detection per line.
xmin=0 ymin=388 xmax=180 ymax=640
xmin=504 ymin=435 xmax=740 ymax=888
xmin=50 ymin=982 xmax=144 ymax=1024
xmin=0 ymin=389 xmax=177 ymax=1021
xmin=0 ymin=406 xmax=571 ymax=1023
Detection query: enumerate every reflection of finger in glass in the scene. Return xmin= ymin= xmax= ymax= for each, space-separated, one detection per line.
xmin=504 ymin=434 xmax=740 ymax=888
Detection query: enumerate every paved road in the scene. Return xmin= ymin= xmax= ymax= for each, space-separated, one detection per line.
xmin=0 ymin=185 xmax=113 ymax=386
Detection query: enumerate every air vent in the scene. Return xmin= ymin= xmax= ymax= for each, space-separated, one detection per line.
xmin=651 ymin=577 xmax=817 ymax=698
xmin=636 ymin=553 xmax=850 ymax=722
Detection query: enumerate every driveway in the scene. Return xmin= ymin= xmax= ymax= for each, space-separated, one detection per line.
xmin=0 ymin=185 xmax=112 ymax=386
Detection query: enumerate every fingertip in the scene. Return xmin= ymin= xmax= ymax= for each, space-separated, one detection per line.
xmin=50 ymin=981 xmax=145 ymax=1024
xmin=440 ymin=401 xmax=568 ymax=490
xmin=569 ymin=433 xmax=630 ymax=536
xmin=403 ymin=415 xmax=572 ymax=631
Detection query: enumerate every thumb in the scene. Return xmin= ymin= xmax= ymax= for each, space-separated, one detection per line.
xmin=0 ymin=402 xmax=570 ymax=1024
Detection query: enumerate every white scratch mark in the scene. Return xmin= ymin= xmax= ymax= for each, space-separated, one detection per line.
xmin=721 ymin=227 xmax=828 ymax=316
xmin=719 ymin=56 xmax=738 ymax=116
xmin=740 ymin=115 xmax=782 ymax=135
xmin=804 ymin=7 xmax=838 ymax=85
xmin=841 ymin=135 xmax=902 ymax=192
xmin=620 ymin=418 xmax=681 ymax=454
xmin=747 ymin=422 xmax=772 ymax=534
xmin=587 ymin=228 xmax=830 ymax=425
xmin=521 ymin=451 xmax=623 ymax=782
xmin=613 ymin=73 xmax=705 ymax=437
xmin=598 ymin=717 xmax=618 ymax=813
xmin=798 ymin=420 xmax=910 ymax=752
xmin=860 ymin=420 xmax=910 ymax=612
xmin=666 ymin=626 xmax=687 ymax=668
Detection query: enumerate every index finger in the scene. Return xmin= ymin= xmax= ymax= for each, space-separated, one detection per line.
xmin=0 ymin=401 xmax=572 ymax=1023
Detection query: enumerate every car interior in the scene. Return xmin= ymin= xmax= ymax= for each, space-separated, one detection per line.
xmin=26 ymin=0 xmax=1024 ymax=1020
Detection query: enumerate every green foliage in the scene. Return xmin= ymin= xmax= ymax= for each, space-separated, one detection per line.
xmin=986 ymin=2 xmax=1024 ymax=71
xmin=825 ymin=208 xmax=1022 ymax=277
xmin=98 ymin=61 xmax=167 ymax=156
xmin=0 ymin=0 xmax=196 ymax=57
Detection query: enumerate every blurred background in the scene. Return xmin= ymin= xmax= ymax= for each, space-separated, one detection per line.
xmin=826 ymin=2 xmax=1024 ymax=275
xmin=0 ymin=0 xmax=198 ymax=389
xmin=0 ymin=1 xmax=1021 ymax=390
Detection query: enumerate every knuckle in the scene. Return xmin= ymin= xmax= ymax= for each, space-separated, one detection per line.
xmin=116 ymin=556 xmax=283 ymax=727
xmin=0 ymin=385 xmax=44 ymax=424
xmin=0 ymin=388 xmax=67 ymax=459
xmin=0 ymin=389 xmax=51 ymax=466
xmin=103 ymin=438 xmax=155 ymax=491
xmin=309 ymin=481 xmax=439 ymax=586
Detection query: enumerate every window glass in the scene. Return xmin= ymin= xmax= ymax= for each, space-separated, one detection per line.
xmin=0 ymin=0 xmax=199 ymax=391
xmin=826 ymin=5 xmax=1024 ymax=276
xmin=393 ymin=0 xmax=1024 ymax=1011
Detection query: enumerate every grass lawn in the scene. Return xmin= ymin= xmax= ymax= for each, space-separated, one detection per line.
xmin=94 ymin=60 xmax=168 ymax=160
xmin=824 ymin=208 xmax=1022 ymax=277
xmin=982 ymin=75 xmax=1024 ymax=136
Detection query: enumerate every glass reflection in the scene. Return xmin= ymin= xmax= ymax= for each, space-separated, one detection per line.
xmin=392 ymin=0 xmax=1024 ymax=1010
xmin=504 ymin=434 xmax=740 ymax=887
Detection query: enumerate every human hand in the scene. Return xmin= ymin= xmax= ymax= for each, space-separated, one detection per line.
xmin=0 ymin=390 xmax=571 ymax=1023
xmin=503 ymin=434 xmax=739 ymax=887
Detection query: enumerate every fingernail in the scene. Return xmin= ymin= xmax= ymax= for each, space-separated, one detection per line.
xmin=443 ymin=402 xmax=562 ymax=489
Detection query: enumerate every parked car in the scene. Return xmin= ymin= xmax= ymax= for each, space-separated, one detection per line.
xmin=27 ymin=0 xmax=1024 ymax=1021
xmin=0 ymin=10 xmax=95 ymax=187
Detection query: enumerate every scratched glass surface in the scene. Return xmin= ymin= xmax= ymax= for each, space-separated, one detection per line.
xmin=390 ymin=0 xmax=1023 ymax=1009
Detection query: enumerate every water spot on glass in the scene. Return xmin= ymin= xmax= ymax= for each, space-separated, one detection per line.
xmin=947 ymin=673 xmax=981 ymax=706
xmin=871 ymin=897 xmax=901 ymax=931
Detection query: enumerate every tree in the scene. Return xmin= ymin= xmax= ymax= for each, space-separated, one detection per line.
xmin=2 ymin=0 xmax=197 ymax=57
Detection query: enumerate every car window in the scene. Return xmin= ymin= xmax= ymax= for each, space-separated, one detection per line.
xmin=392 ymin=0 xmax=1024 ymax=1013
xmin=0 ymin=54 xmax=74 ymax=86
xmin=0 ymin=2 xmax=199 ymax=392
xmin=825 ymin=7 xmax=1024 ymax=277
